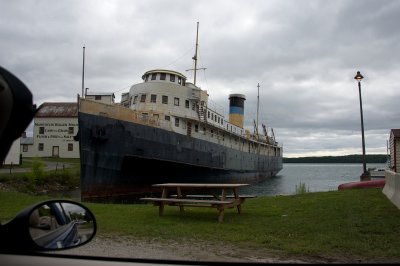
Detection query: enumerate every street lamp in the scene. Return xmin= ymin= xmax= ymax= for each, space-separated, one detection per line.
xmin=354 ymin=71 xmax=369 ymax=181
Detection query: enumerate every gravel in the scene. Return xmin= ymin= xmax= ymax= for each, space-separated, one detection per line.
xmin=53 ymin=235 xmax=343 ymax=264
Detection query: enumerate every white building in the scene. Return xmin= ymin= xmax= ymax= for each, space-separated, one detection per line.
xmin=3 ymin=138 xmax=21 ymax=165
xmin=85 ymin=92 xmax=115 ymax=105
xmin=21 ymin=102 xmax=79 ymax=158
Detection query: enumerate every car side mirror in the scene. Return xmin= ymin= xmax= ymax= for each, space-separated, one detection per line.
xmin=0 ymin=200 xmax=96 ymax=252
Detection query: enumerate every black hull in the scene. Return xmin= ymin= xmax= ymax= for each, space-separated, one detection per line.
xmin=78 ymin=112 xmax=282 ymax=202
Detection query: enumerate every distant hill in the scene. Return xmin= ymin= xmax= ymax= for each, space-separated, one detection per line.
xmin=283 ymin=154 xmax=388 ymax=164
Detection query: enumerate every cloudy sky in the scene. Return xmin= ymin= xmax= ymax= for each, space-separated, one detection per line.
xmin=1 ymin=0 xmax=399 ymax=158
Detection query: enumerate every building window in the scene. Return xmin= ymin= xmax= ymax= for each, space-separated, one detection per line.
xmin=170 ymin=74 xmax=175 ymax=82
xmin=192 ymin=103 xmax=196 ymax=111
xmin=145 ymin=75 xmax=149 ymax=82
xmin=195 ymin=124 xmax=199 ymax=132
xmin=153 ymin=114 xmax=159 ymax=119
xmin=174 ymin=97 xmax=179 ymax=106
xmin=160 ymin=73 xmax=166 ymax=80
xmin=150 ymin=94 xmax=157 ymax=103
xmin=95 ymin=95 xmax=101 ymax=100
xmin=140 ymin=94 xmax=146 ymax=102
xmin=68 ymin=127 xmax=74 ymax=134
xmin=175 ymin=118 xmax=179 ymax=127
xmin=133 ymin=95 xmax=138 ymax=104
xmin=23 ymin=145 xmax=28 ymax=152
xmin=185 ymin=100 xmax=189 ymax=108
xmin=165 ymin=115 xmax=170 ymax=121
xmin=162 ymin=95 xmax=168 ymax=104
xmin=182 ymin=79 xmax=186 ymax=86
xmin=68 ymin=143 xmax=73 ymax=151
xmin=151 ymin=73 xmax=157 ymax=80
xmin=38 ymin=143 xmax=44 ymax=151
xmin=39 ymin=127 xmax=44 ymax=134
xmin=208 ymin=111 xmax=210 ymax=118
xmin=178 ymin=77 xmax=182 ymax=85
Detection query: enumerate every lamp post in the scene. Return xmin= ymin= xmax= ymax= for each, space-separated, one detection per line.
xmin=354 ymin=71 xmax=369 ymax=181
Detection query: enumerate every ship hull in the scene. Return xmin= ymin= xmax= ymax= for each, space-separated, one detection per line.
xmin=78 ymin=112 xmax=282 ymax=202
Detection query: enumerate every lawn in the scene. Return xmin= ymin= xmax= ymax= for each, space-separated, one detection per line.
xmin=1 ymin=188 xmax=399 ymax=261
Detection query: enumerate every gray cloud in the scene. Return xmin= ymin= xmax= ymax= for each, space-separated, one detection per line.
xmin=1 ymin=0 xmax=398 ymax=157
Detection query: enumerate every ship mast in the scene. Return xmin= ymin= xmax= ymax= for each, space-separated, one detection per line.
xmin=193 ymin=22 xmax=199 ymax=86
xmin=256 ymin=83 xmax=260 ymax=139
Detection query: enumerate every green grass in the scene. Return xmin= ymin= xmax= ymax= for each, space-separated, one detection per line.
xmin=0 ymin=157 xmax=80 ymax=193
xmin=1 ymin=188 xmax=399 ymax=261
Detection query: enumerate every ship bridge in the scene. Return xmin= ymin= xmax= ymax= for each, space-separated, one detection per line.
xmin=142 ymin=69 xmax=187 ymax=86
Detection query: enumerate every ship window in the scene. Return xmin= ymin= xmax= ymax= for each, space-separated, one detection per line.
xmin=182 ymin=79 xmax=186 ymax=86
xmin=38 ymin=143 xmax=44 ymax=151
xmin=175 ymin=118 xmax=179 ymax=127
xmin=165 ymin=115 xmax=170 ymax=121
xmin=145 ymin=75 xmax=149 ymax=82
xmin=95 ymin=95 xmax=101 ymax=100
xmin=151 ymin=73 xmax=157 ymax=80
xmin=68 ymin=143 xmax=73 ymax=151
xmin=162 ymin=95 xmax=168 ymax=104
xmin=185 ymin=100 xmax=189 ymax=108
xmin=150 ymin=94 xmax=157 ymax=103
xmin=195 ymin=124 xmax=198 ymax=132
xmin=160 ymin=73 xmax=166 ymax=80
xmin=68 ymin=127 xmax=74 ymax=134
xmin=174 ymin=97 xmax=179 ymax=106
xmin=140 ymin=94 xmax=146 ymax=102
xmin=170 ymin=74 xmax=175 ymax=82
xmin=178 ymin=77 xmax=181 ymax=84
xmin=39 ymin=127 xmax=44 ymax=134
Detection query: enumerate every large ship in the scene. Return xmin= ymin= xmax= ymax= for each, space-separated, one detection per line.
xmin=78 ymin=25 xmax=283 ymax=202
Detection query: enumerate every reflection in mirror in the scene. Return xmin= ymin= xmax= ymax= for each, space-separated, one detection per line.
xmin=29 ymin=201 xmax=95 ymax=249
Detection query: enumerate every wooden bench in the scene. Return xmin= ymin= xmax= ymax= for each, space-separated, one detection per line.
xmin=141 ymin=183 xmax=253 ymax=222
xmin=170 ymin=194 xmax=256 ymax=199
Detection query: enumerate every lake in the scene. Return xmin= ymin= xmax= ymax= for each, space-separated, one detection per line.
xmin=243 ymin=163 xmax=387 ymax=196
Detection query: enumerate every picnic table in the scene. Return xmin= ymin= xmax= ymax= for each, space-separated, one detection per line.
xmin=140 ymin=183 xmax=255 ymax=222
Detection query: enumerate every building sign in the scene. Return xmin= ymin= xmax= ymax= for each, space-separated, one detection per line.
xmin=35 ymin=122 xmax=78 ymax=142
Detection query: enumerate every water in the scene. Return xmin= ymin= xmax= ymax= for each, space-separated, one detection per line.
xmin=242 ymin=163 xmax=387 ymax=196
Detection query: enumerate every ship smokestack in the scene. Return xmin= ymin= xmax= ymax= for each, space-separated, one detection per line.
xmin=228 ymin=94 xmax=246 ymax=128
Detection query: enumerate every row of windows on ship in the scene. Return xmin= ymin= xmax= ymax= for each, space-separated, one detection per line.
xmin=143 ymin=72 xmax=186 ymax=86
xmin=130 ymin=93 xmax=227 ymax=127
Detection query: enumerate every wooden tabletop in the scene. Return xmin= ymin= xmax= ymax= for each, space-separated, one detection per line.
xmin=152 ymin=183 xmax=249 ymax=188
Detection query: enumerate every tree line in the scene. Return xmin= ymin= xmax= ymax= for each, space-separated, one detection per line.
xmin=283 ymin=154 xmax=388 ymax=164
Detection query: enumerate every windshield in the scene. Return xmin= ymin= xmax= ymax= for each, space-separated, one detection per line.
xmin=1 ymin=0 xmax=399 ymax=264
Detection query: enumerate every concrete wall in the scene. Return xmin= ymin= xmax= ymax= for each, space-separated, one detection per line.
xmin=383 ymin=170 xmax=400 ymax=209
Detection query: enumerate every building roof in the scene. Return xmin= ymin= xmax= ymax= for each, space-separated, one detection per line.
xmin=36 ymin=102 xmax=78 ymax=117
xmin=391 ymin=129 xmax=400 ymax=138
xmin=20 ymin=137 xmax=34 ymax=145
xmin=86 ymin=92 xmax=115 ymax=97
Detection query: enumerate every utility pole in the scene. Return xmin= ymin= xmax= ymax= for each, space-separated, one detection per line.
xmin=82 ymin=46 xmax=85 ymax=98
